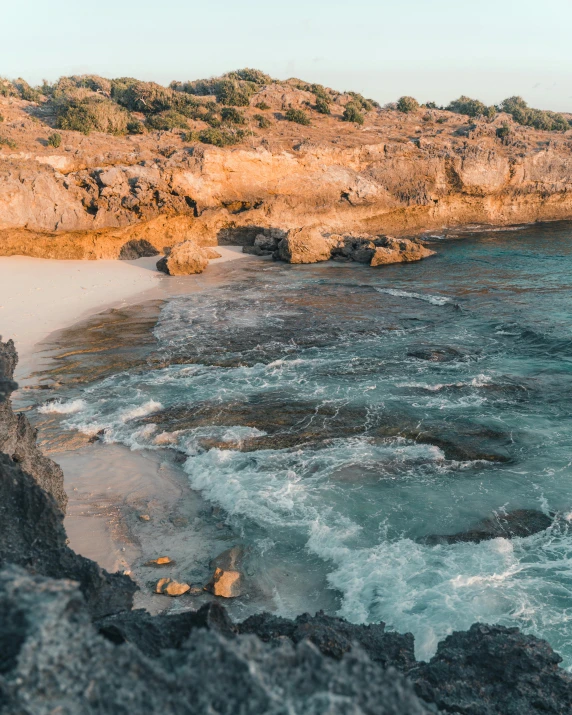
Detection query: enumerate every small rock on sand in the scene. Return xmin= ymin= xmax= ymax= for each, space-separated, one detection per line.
xmin=145 ymin=556 xmax=174 ymax=567
xmin=139 ymin=514 xmax=151 ymax=522
xmin=155 ymin=578 xmax=190 ymax=596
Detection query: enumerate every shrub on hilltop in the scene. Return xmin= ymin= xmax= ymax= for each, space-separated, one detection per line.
xmin=447 ymin=96 xmax=496 ymax=118
xmin=347 ymin=91 xmax=378 ymax=112
xmin=499 ymin=96 xmax=570 ymax=131
xmin=172 ymin=68 xmax=272 ymax=107
xmin=13 ymin=78 xmax=42 ymax=102
xmin=285 ymin=108 xmax=311 ymax=125
xmin=342 ymin=103 xmax=364 ymax=124
xmin=55 ymin=95 xmax=129 ymax=135
xmin=0 ymin=78 xmax=17 ymax=97
xmin=397 ymin=96 xmax=419 ymax=113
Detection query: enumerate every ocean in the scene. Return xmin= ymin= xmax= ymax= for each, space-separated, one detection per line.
xmin=39 ymin=222 xmax=572 ymax=666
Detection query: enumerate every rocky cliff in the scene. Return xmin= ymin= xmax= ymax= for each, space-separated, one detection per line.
xmin=1 ymin=79 xmax=572 ymax=259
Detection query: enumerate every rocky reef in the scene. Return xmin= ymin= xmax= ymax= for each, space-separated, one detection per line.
xmin=1 ymin=345 xmax=572 ymax=712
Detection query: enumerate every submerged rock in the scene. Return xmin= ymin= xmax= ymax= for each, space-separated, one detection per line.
xmin=424 ymin=509 xmax=553 ymax=545
xmin=156 ymin=239 xmax=209 ymax=275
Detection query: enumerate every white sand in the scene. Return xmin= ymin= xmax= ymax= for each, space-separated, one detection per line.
xmin=0 ymin=246 xmax=249 ymax=376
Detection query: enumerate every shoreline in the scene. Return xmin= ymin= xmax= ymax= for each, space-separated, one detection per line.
xmin=0 ymin=246 xmax=253 ymax=381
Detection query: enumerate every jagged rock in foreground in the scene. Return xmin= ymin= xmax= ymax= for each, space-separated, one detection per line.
xmin=369 ymin=236 xmax=436 ymax=266
xmin=0 ymin=452 xmax=136 ymax=619
xmin=0 ymin=567 xmax=431 ymax=715
xmin=0 ymin=339 xmax=67 ymax=512
xmin=413 ymin=623 xmax=572 ymax=714
xmin=156 ymin=239 xmax=210 ymax=275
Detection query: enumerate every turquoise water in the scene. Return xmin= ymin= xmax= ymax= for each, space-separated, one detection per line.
xmin=46 ymin=222 xmax=572 ymax=665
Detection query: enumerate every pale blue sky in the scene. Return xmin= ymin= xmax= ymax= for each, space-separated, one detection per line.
xmin=3 ymin=0 xmax=572 ymax=110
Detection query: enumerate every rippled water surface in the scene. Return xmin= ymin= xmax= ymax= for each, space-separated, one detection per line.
xmin=46 ymin=223 xmax=572 ymax=664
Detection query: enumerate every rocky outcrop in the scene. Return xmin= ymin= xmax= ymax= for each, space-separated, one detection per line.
xmin=118 ymin=238 xmax=159 ymax=260
xmin=156 ymin=239 xmax=209 ymax=275
xmin=276 ymin=226 xmax=337 ymax=264
xmin=370 ymin=236 xmax=436 ymax=266
xmin=0 ymin=339 xmax=67 ymax=512
xmin=274 ymin=229 xmax=435 ymax=266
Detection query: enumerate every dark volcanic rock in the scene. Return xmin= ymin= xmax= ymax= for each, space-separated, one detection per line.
xmin=97 ymin=602 xmax=236 ymax=657
xmin=424 ymin=509 xmax=553 ymax=545
xmin=413 ymin=623 xmax=572 ymax=714
xmin=0 ymin=339 xmax=67 ymax=512
xmin=238 ymin=610 xmax=416 ymax=670
xmin=118 ymin=238 xmax=160 ymax=260
xmin=0 ymin=567 xmax=431 ymax=715
xmin=0 ymin=452 xmax=136 ymax=618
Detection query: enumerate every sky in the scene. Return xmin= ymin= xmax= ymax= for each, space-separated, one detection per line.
xmin=2 ymin=0 xmax=572 ymax=111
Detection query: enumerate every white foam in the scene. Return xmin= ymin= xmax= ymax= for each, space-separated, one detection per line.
xmin=375 ymin=288 xmax=453 ymax=306
xmin=38 ymin=398 xmax=87 ymax=415
xmin=120 ymin=400 xmax=163 ymax=422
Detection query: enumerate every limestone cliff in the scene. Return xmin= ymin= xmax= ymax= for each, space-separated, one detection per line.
xmin=1 ymin=82 xmax=572 ymax=258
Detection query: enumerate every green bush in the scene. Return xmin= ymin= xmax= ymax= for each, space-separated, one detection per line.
xmin=254 ymin=114 xmax=271 ymax=128
xmin=56 ymin=96 xmax=129 ymax=135
xmin=221 ymin=107 xmax=246 ymax=124
xmin=499 ymin=96 xmax=570 ymax=131
xmin=145 ymin=110 xmax=189 ymax=131
xmin=396 ymin=96 xmax=419 ymax=113
xmin=424 ymin=101 xmax=438 ymax=109
xmin=342 ymin=103 xmax=364 ymax=124
xmin=47 ymin=132 xmax=62 ymax=148
xmin=255 ymin=101 xmax=270 ymax=110
xmin=198 ymin=127 xmax=245 ymax=146
xmin=285 ymin=108 xmax=310 ymax=125
xmin=127 ymin=120 xmax=145 ymax=134
xmin=0 ymin=136 xmax=17 ymax=149
xmin=13 ymin=78 xmax=42 ymax=102
xmin=225 ymin=68 xmax=272 ymax=85
xmin=347 ymin=91 xmax=377 ymax=111
xmin=0 ymin=114 xmax=3 ymax=122
xmin=215 ymin=79 xmax=253 ymax=106
xmin=111 ymin=78 xmax=196 ymax=115
xmin=315 ymin=97 xmax=331 ymax=115
xmin=436 ymin=117 xmax=447 ymax=124
xmin=496 ymin=124 xmax=511 ymax=141
xmin=446 ymin=96 xmax=496 ymax=118
xmin=0 ymin=78 xmax=17 ymax=97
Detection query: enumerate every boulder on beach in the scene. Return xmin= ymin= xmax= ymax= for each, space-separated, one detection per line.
xmin=276 ymin=226 xmax=335 ymax=264
xmin=370 ymin=236 xmax=436 ymax=266
xmin=156 ymin=240 xmax=209 ymax=276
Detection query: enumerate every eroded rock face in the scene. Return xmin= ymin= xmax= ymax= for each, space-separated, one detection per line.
xmin=118 ymin=238 xmax=160 ymax=260
xmin=156 ymin=239 xmax=209 ymax=275
xmin=0 ymin=340 xmax=67 ymax=512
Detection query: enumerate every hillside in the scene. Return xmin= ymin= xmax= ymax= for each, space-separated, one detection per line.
xmin=1 ymin=71 xmax=572 ymax=258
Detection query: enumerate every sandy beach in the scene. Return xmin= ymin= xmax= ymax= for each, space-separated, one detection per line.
xmin=0 ymin=246 xmax=250 ymax=378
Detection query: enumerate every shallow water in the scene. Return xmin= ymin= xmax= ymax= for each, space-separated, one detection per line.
xmin=41 ymin=222 xmax=572 ymax=665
